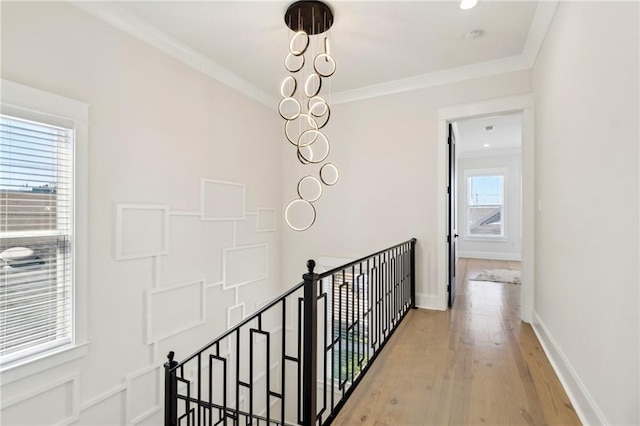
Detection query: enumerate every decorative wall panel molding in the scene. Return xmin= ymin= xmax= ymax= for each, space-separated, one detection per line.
xmin=200 ymin=179 xmax=246 ymax=221
xmin=222 ymin=244 xmax=269 ymax=289
xmin=116 ymin=204 xmax=170 ymax=260
xmin=126 ymin=365 xmax=162 ymax=424
xmin=160 ymin=216 xmax=232 ymax=287
xmin=46 ymin=178 xmax=279 ymax=426
xmin=1 ymin=373 xmax=80 ymax=425
xmin=145 ymin=279 xmax=206 ymax=344
xmin=227 ymin=303 xmax=246 ymax=329
xmin=256 ymin=208 xmax=277 ymax=232
xmin=78 ymin=385 xmax=126 ymax=425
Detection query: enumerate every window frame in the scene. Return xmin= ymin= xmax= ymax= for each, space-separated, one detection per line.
xmin=0 ymin=79 xmax=89 ymax=382
xmin=463 ymin=168 xmax=507 ymax=240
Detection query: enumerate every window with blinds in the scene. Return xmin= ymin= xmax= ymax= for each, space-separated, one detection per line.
xmin=0 ymin=113 xmax=74 ymax=366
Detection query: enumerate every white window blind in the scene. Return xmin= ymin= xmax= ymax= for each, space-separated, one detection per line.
xmin=0 ymin=113 xmax=74 ymax=366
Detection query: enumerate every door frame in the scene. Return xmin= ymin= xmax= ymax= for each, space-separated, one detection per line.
xmin=436 ymin=94 xmax=534 ymax=322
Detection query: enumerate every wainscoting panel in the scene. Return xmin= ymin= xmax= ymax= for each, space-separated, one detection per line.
xmin=2 ymin=374 xmax=79 ymax=425
xmin=126 ymin=365 xmax=161 ymax=424
xmin=78 ymin=386 xmax=126 ymax=425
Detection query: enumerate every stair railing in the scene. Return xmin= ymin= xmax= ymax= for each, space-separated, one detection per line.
xmin=165 ymin=238 xmax=417 ymax=426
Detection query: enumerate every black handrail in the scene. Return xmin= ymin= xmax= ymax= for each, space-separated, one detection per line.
xmin=318 ymin=238 xmax=416 ymax=279
xmin=165 ymin=238 xmax=417 ymax=426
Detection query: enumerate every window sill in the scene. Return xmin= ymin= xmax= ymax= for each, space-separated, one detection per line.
xmin=0 ymin=342 xmax=89 ymax=385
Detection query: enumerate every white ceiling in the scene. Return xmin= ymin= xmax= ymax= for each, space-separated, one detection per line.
xmin=75 ymin=1 xmax=557 ymax=105
xmin=455 ymin=112 xmax=522 ymax=153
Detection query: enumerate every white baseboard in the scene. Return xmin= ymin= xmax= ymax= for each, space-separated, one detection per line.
xmin=415 ymin=293 xmax=444 ymax=311
xmin=458 ymin=251 xmax=521 ymax=261
xmin=531 ymin=312 xmax=607 ymax=426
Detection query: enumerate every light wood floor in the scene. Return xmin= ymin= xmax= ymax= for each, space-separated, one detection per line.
xmin=332 ymin=258 xmax=581 ymax=426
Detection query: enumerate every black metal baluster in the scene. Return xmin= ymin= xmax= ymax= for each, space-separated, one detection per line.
xmin=376 ymin=255 xmax=383 ymax=348
xmin=393 ymin=249 xmax=397 ymax=324
xmin=249 ymin=326 xmax=255 ymax=425
xmin=197 ymin=353 xmax=202 ymax=425
xmin=281 ymin=299 xmax=286 ymax=426
xmin=297 ymin=297 xmax=303 ymax=425
xmin=236 ymin=330 xmax=241 ymax=426
xmin=330 ymin=273 xmax=336 ymax=412
xmin=350 ymin=264 xmax=355 ymax=385
xmin=410 ymin=239 xmax=416 ymax=308
xmin=321 ymin=291 xmax=328 ymax=423
xmin=209 ymin=351 xmax=214 ymax=426
xmin=366 ymin=258 xmax=372 ymax=362
xmin=338 ymin=275 xmax=345 ymax=392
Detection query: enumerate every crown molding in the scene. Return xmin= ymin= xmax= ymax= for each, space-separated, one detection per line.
xmin=72 ymin=1 xmax=558 ymax=107
xmin=71 ymin=2 xmax=277 ymax=109
xmin=331 ymin=55 xmax=530 ymax=105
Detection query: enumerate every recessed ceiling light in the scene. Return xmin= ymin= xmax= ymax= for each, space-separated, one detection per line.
xmin=460 ymin=0 xmax=478 ymax=10
xmin=465 ymin=30 xmax=484 ymax=41
xmin=483 ymin=144 xmax=491 ymax=148
xmin=484 ymin=125 xmax=494 ymax=131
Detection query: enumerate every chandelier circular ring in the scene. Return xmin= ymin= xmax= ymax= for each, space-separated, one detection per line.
xmin=297 ymin=146 xmax=314 ymax=164
xmin=284 ymin=198 xmax=316 ymax=232
xmin=278 ymin=97 xmax=301 ymax=121
xmin=280 ymin=76 xmax=297 ymax=98
xmin=308 ymin=97 xmax=330 ymax=128
xmin=320 ymin=163 xmax=339 ymax=186
xmin=304 ymin=73 xmax=322 ymax=98
xmin=285 ymin=52 xmax=305 ymax=73
xmin=284 ymin=113 xmax=318 ymax=147
xmin=297 ymin=175 xmax=323 ymax=202
xmin=289 ymin=31 xmax=309 ymax=56
xmin=313 ymin=53 xmax=336 ymax=77
xmin=298 ymin=130 xmax=330 ymax=164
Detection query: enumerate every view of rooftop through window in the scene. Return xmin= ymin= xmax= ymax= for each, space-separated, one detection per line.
xmin=467 ymin=175 xmax=504 ymax=236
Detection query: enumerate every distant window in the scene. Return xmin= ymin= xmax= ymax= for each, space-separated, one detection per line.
xmin=0 ymin=113 xmax=74 ymax=366
xmin=467 ymin=175 xmax=504 ymax=237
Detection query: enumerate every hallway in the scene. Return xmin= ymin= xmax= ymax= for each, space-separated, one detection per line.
xmin=332 ymin=258 xmax=581 ymax=425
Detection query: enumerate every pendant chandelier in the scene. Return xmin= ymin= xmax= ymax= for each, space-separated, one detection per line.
xmin=280 ymin=0 xmax=339 ymax=232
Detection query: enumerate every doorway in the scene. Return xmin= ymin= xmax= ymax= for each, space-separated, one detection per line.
xmin=447 ymin=113 xmax=524 ymax=308
xmin=437 ymin=94 xmax=534 ymax=322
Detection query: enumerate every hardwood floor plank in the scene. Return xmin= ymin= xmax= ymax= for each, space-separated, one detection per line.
xmin=332 ymin=258 xmax=581 ymax=426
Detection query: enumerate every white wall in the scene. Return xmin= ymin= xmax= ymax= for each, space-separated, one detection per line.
xmin=457 ymin=149 xmax=522 ymax=261
xmin=282 ymin=70 xmax=532 ymax=308
xmin=0 ymin=3 xmax=282 ymax=425
xmin=532 ymin=2 xmax=639 ymax=424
